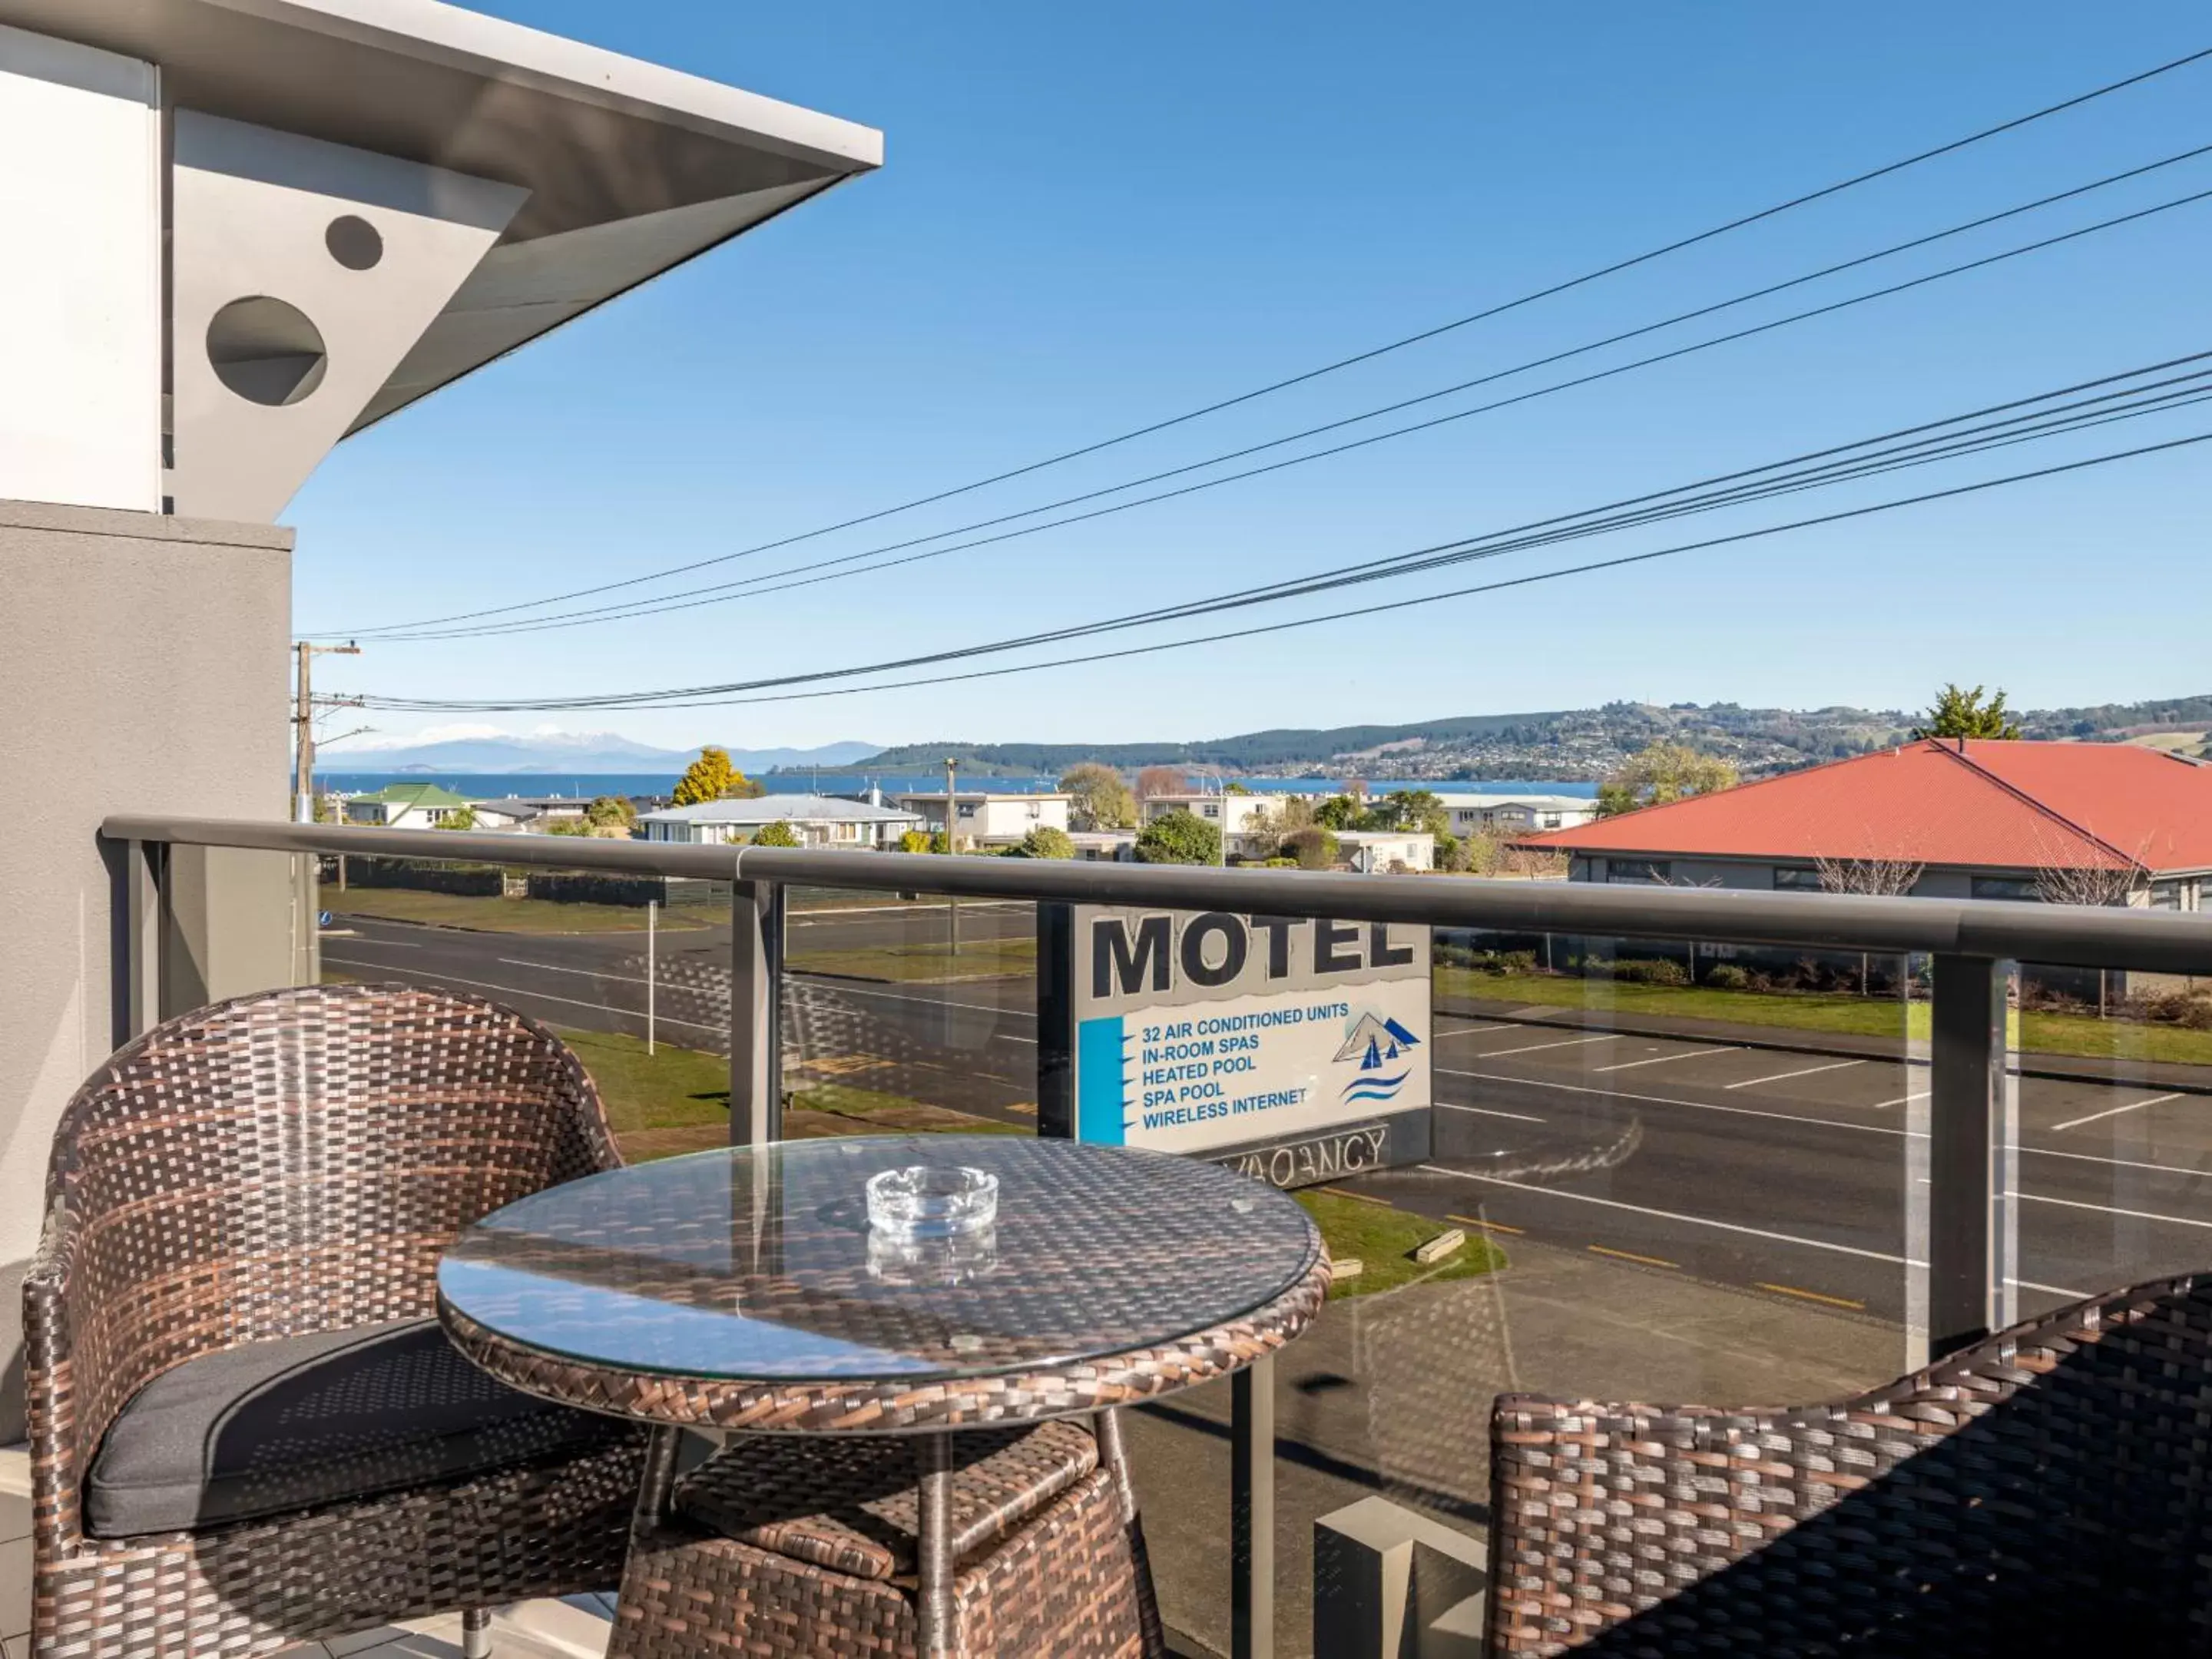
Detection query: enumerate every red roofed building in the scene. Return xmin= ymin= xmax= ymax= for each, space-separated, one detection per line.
xmin=1518 ymin=740 xmax=2210 ymax=910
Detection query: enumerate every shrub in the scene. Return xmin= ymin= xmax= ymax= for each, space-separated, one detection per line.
xmin=1703 ymin=963 xmax=1750 ymax=991
xmin=1495 ymin=949 xmax=1538 ymax=975
xmin=1281 ymin=826 xmax=1339 ymax=870
xmin=1009 ymin=825 xmax=1076 ymax=859
xmin=1614 ymin=959 xmax=1689 ymax=986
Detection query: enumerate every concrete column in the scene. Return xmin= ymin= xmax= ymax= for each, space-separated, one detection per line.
xmin=0 ymin=498 xmax=294 ymax=1439
xmin=1313 ymin=1495 xmax=1487 ymax=1659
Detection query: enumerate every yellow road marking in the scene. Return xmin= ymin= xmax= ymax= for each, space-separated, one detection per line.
xmin=1588 ymin=1244 xmax=1678 ymax=1269
xmin=1449 ymin=1214 xmax=1523 ymax=1233
xmin=1757 ymin=1281 xmax=1866 ymax=1310
xmin=1318 ymin=1187 xmax=1396 ymax=1207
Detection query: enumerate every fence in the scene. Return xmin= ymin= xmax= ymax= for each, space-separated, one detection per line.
xmin=101 ymin=813 xmax=2212 ymax=1659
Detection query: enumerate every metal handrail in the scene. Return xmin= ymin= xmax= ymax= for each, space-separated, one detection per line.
xmin=102 ymin=813 xmax=2212 ymax=971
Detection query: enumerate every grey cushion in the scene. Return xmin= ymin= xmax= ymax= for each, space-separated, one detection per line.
xmin=85 ymin=1317 xmax=623 ymax=1538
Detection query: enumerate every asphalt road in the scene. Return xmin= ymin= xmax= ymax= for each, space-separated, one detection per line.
xmin=320 ymin=909 xmax=2212 ymax=1332
xmin=323 ymin=902 xmax=1043 ymax=1126
xmin=1356 ymin=1017 xmax=2212 ymax=1330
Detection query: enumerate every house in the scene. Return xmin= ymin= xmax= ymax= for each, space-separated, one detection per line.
xmin=472 ymin=796 xmax=594 ymax=831
xmin=343 ymin=783 xmax=478 ymax=830
xmin=638 ymin=795 xmax=922 ymax=848
xmin=1335 ymin=830 xmax=1436 ymax=873
xmin=458 ymin=798 xmax=541 ymax=831
xmin=1518 ymin=739 xmax=2212 ymax=909
xmin=1139 ymin=792 xmax=1282 ymax=858
xmin=1068 ymin=830 xmax=1138 ymax=862
xmin=1431 ymin=792 xmax=1601 ymax=837
xmin=892 ymin=790 xmax=1072 ymax=850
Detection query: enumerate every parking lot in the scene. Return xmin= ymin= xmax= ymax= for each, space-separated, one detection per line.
xmin=1351 ymin=1012 xmax=2212 ymax=1331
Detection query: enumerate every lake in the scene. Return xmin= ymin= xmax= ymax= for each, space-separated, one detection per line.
xmin=317 ymin=770 xmax=1600 ymax=800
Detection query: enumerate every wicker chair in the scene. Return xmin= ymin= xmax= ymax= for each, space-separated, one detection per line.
xmin=1486 ymin=1272 xmax=2212 ymax=1657
xmin=25 ymin=982 xmax=649 ymax=1659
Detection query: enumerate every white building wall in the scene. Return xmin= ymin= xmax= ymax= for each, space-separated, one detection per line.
xmin=0 ymin=26 xmax=160 ymax=511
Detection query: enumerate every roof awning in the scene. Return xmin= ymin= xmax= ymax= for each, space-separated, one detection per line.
xmin=5 ymin=0 xmax=881 ymax=429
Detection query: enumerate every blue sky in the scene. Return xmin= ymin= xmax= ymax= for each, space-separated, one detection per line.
xmin=298 ymin=2 xmax=2212 ymax=757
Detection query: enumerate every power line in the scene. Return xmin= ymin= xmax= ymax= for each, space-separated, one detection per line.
xmin=350 ymin=386 xmax=2212 ymax=707
xmin=367 ymin=167 xmax=2212 ymax=641
xmin=377 ymin=362 xmax=2212 ymax=687
xmin=346 ymin=379 xmax=2211 ymax=712
xmin=320 ymin=45 xmax=2212 ymax=639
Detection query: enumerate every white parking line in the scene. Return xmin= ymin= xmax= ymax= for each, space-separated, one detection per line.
xmin=321 ymin=957 xmax=726 ymax=1035
xmin=1419 ymin=1167 xmax=1922 ymax=1268
xmin=1436 ymin=1023 xmax=1518 ymax=1038
xmin=1445 ymin=1069 xmax=1912 ymax=1139
xmin=2015 ymin=1190 xmax=2212 ymax=1231
xmin=1436 ymin=1103 xmax=1548 ymax=1124
xmin=2021 ymin=1144 xmax=2212 ymax=1181
xmin=1592 ymin=1047 xmax=1734 ymax=1074
xmin=2049 ymin=1092 xmax=2184 ymax=1132
xmin=786 ymin=979 xmax=1034 ymax=1019
xmin=1466 ymin=1033 xmax=1623 ymax=1058
xmin=1724 ymin=1058 xmax=1864 ymax=1090
xmin=1872 ymin=1090 xmax=1931 ymax=1108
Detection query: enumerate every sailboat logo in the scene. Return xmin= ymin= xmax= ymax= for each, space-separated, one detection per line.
xmin=1332 ymin=1009 xmax=1421 ymax=1104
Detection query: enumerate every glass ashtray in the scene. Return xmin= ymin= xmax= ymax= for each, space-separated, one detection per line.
xmin=868 ymin=1224 xmax=998 ymax=1287
xmin=866 ymin=1164 xmax=999 ymax=1240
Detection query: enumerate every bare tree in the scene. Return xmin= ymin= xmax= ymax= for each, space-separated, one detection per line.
xmin=1134 ymin=765 xmax=1188 ymax=800
xmin=1500 ymin=845 xmax=1568 ymax=880
xmin=2026 ymin=827 xmax=2154 ymax=1018
xmin=1815 ymin=855 xmax=1926 ymax=896
xmin=2032 ymin=857 xmax=2147 ymax=907
xmin=1812 ymin=855 xmax=1923 ymax=995
xmin=2028 ymin=823 xmax=2154 ymax=907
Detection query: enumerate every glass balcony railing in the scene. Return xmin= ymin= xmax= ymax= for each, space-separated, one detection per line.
xmin=94 ymin=815 xmax=2212 ymax=1657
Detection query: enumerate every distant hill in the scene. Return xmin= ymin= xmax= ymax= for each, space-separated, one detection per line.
xmin=340 ymin=733 xmax=878 ymax=775
xmin=858 ymin=695 xmax=2211 ymax=782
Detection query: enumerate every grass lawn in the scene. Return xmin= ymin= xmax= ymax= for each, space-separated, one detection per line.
xmin=552 ymin=1027 xmax=1025 ymax=1161
xmin=324 ymin=886 xmax=712 ymax=935
xmin=1437 ymin=966 xmax=2212 ymax=1067
xmin=786 ymin=934 xmax=1037 ymax=984
xmin=1295 ymin=1188 xmax=1507 ymax=1300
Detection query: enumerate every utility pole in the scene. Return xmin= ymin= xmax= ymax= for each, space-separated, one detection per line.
xmin=942 ymin=757 xmax=959 ymax=957
xmin=647 ymin=899 xmax=658 ymax=1056
xmin=293 ymin=641 xmax=361 ymax=824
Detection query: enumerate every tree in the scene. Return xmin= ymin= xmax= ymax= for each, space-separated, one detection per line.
xmin=1369 ymin=789 xmax=1449 ymax=838
xmin=896 ymin=829 xmax=939 ymax=855
xmin=586 ymin=794 xmax=637 ymax=830
xmin=545 ymin=816 xmax=593 ymax=837
xmin=1282 ymin=826 xmax=1339 ymax=869
xmin=1134 ymin=765 xmax=1189 ymax=800
xmin=1313 ymin=793 xmax=1366 ymax=831
xmin=1224 ymin=780 xmax=1253 ymax=794
xmin=1058 ymin=762 xmax=1137 ymax=830
xmin=1010 ymin=825 xmax=1076 ymax=859
xmin=1135 ymin=809 xmax=1220 ymax=865
xmin=673 ymin=747 xmax=736 ymax=806
xmin=1816 ymin=855 xmax=1925 ymax=896
xmin=1596 ymin=743 xmax=1738 ymax=816
xmin=1912 ymin=684 xmax=2021 ymax=740
xmin=750 ymin=820 xmax=801 ymax=848
xmin=672 ymin=746 xmax=766 ymax=804
xmin=438 ymin=805 xmax=476 ymax=830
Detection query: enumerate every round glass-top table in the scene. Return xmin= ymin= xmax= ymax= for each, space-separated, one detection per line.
xmin=436 ymin=1136 xmax=1330 ymax=1655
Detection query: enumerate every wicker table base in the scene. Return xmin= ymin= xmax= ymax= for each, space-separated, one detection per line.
xmin=605 ymin=1416 xmax=1164 ymax=1658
